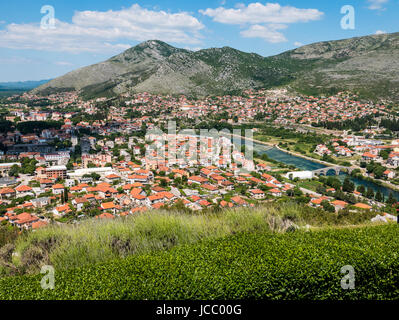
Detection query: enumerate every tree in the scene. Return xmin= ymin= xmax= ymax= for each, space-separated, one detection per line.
xmin=293 ymin=187 xmax=303 ymax=197
xmin=380 ymin=149 xmax=392 ymax=160
xmin=357 ymin=185 xmax=366 ymax=195
xmin=387 ymin=193 xmax=396 ymax=206
xmin=375 ymin=190 xmax=383 ymax=203
xmin=316 ymin=185 xmax=326 ymax=195
xmin=326 ymin=176 xmax=341 ymax=190
xmin=321 ymin=200 xmax=335 ymax=213
xmin=342 ymin=177 xmax=355 ymax=193
xmin=90 ymin=173 xmax=100 ymax=181
xmin=9 ymin=165 xmax=20 ymax=177
xmin=373 ymin=166 xmax=386 ymax=179
xmin=366 ymin=188 xmax=375 ymax=199
xmin=64 ymin=188 xmax=68 ymax=203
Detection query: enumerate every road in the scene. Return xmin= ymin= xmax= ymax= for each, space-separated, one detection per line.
xmin=299 ymin=188 xmax=322 ymax=198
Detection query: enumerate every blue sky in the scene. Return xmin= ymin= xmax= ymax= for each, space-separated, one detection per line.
xmin=0 ymin=0 xmax=397 ymax=81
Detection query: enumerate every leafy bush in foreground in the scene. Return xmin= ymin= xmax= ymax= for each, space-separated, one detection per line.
xmin=1 ymin=224 xmax=398 ymax=300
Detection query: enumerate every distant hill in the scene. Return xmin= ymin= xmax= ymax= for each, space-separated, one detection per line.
xmin=32 ymin=32 xmax=399 ymax=102
xmin=0 ymin=79 xmax=51 ymax=91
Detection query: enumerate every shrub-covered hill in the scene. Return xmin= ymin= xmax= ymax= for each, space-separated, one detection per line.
xmin=1 ymin=223 xmax=399 ymax=300
xmin=33 ymin=32 xmax=399 ymax=102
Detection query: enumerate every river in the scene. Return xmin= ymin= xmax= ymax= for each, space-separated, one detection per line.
xmin=250 ymin=142 xmax=399 ymax=201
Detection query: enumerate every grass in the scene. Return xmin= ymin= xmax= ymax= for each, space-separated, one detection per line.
xmin=1 ymin=223 xmax=399 ymax=300
xmin=297 ymin=180 xmax=324 ymax=192
xmin=1 ymin=202 xmax=376 ymax=275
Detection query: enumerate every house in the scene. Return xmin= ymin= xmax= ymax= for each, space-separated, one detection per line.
xmin=310 ymin=198 xmax=323 ymax=207
xmin=15 ymin=185 xmax=34 ymax=196
xmin=335 ymin=146 xmax=353 ymax=157
xmin=52 ymin=184 xmax=65 ymax=195
xmin=188 ymin=175 xmax=208 ymax=185
xmin=256 ymin=163 xmax=271 ymax=172
xmin=198 ymin=199 xmax=212 ymax=207
xmin=383 ymin=170 xmax=396 ymax=179
xmin=105 ymin=174 xmax=120 ymax=182
xmin=200 ymin=184 xmax=219 ymax=194
xmin=362 ymin=152 xmax=377 ymax=162
xmin=95 ymin=185 xmax=118 ymax=198
xmin=39 ymin=179 xmax=54 ymax=189
xmin=210 ymin=174 xmax=226 ymax=185
xmin=331 ymin=200 xmax=348 ymax=211
xmin=31 ymin=197 xmax=50 ymax=208
xmin=53 ymin=204 xmax=72 ymax=217
xmin=32 ymin=220 xmax=48 ymax=230
xmin=354 ymin=203 xmax=372 ymax=210
xmin=101 ymin=202 xmax=118 ymax=214
xmin=130 ymin=188 xmax=147 ymax=205
xmin=116 ymin=194 xmax=131 ymax=207
xmin=221 ymin=180 xmax=234 ymax=191
xmin=249 ymin=189 xmax=266 ymax=199
xmin=387 ymin=152 xmax=399 ymax=167
xmin=146 ymin=193 xmax=165 ymax=207
xmin=96 ymin=212 xmax=115 ymax=219
xmin=230 ymin=196 xmax=248 ymax=206
xmin=128 ymin=174 xmax=151 ymax=184
xmin=12 ymin=212 xmax=39 ymax=229
xmin=314 ymin=144 xmax=332 ymax=156
xmin=269 ymin=188 xmax=282 ymax=197
xmin=72 ymin=197 xmax=88 ymax=211
xmin=0 ymin=187 xmax=16 ymax=199
xmin=220 ymin=200 xmax=234 ymax=208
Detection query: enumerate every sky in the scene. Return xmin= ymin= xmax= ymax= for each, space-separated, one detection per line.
xmin=0 ymin=0 xmax=397 ymax=82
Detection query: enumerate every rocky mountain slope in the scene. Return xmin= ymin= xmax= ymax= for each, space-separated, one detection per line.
xmin=33 ymin=32 xmax=399 ymax=101
xmin=278 ymin=32 xmax=399 ymax=101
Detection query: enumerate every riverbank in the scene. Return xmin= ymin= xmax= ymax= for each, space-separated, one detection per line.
xmin=237 ymin=134 xmax=399 ymax=200
xmin=236 ymin=133 xmax=338 ymax=168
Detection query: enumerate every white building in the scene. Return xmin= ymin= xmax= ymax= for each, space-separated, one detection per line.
xmin=285 ymin=171 xmax=314 ymax=180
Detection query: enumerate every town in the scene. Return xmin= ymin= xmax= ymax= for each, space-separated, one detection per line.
xmin=0 ymin=88 xmax=398 ymax=231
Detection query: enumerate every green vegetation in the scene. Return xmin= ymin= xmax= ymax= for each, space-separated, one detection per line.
xmin=16 ymin=121 xmax=63 ymax=135
xmin=1 ymin=223 xmax=399 ymax=300
xmin=0 ymin=203 xmax=376 ymax=276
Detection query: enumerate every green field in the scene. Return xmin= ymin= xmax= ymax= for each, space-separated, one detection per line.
xmin=1 ymin=224 xmax=398 ymax=300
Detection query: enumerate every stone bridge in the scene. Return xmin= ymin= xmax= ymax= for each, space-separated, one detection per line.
xmin=313 ymin=166 xmax=356 ymax=176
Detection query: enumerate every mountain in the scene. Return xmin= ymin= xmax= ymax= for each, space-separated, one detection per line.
xmin=33 ymin=40 xmax=293 ymax=99
xmin=0 ymin=79 xmax=51 ymax=91
xmin=276 ymin=32 xmax=399 ymax=101
xmin=32 ymin=33 xmax=399 ymax=101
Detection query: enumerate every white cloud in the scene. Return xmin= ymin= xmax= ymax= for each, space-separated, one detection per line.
xmin=241 ymin=24 xmax=287 ymax=43
xmin=0 ymin=4 xmax=204 ymax=53
xmin=367 ymin=0 xmax=389 ymax=10
xmin=375 ymin=30 xmax=387 ymax=35
xmin=200 ymin=2 xmax=323 ymax=43
xmin=294 ymin=41 xmax=303 ymax=47
xmin=54 ymin=61 xmax=74 ymax=66
xmin=200 ymin=2 xmax=323 ymax=25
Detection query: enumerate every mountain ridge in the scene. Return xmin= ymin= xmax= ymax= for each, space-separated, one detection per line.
xmin=32 ymin=33 xmax=399 ymax=101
